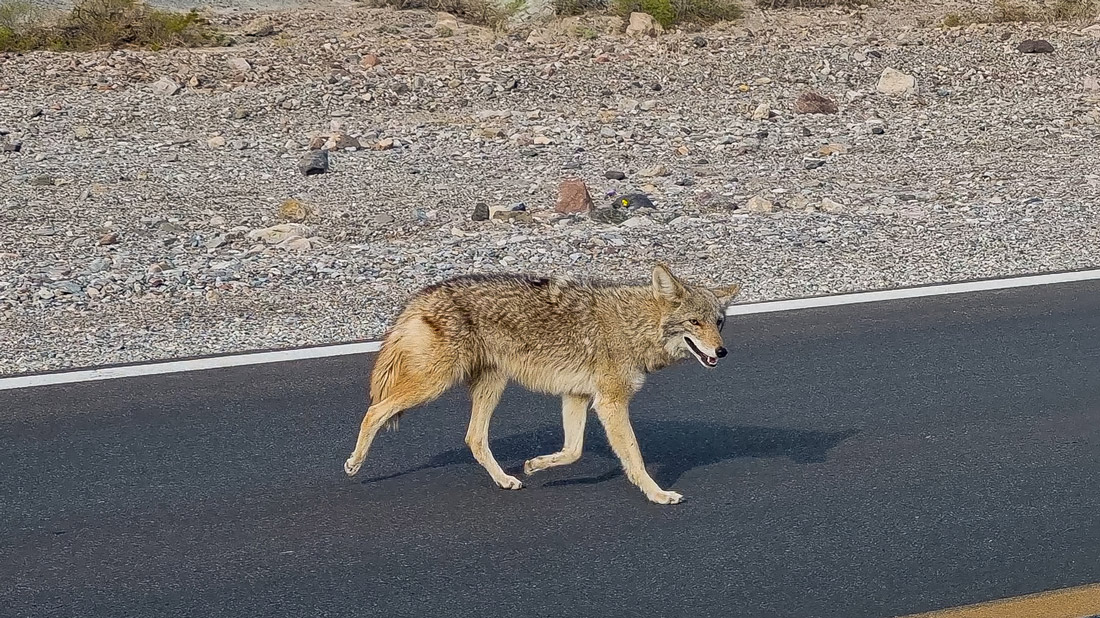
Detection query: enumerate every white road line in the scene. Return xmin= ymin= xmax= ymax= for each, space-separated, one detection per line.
xmin=725 ymin=268 xmax=1100 ymax=315
xmin=2 ymin=268 xmax=1099 ymax=391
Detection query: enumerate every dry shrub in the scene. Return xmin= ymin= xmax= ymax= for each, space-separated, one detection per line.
xmin=366 ymin=0 xmax=526 ymax=29
xmin=942 ymin=0 xmax=1098 ymax=26
xmin=0 ymin=0 xmax=222 ymax=52
xmin=757 ymin=0 xmax=876 ymax=8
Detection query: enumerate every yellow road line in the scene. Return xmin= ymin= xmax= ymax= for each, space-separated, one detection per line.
xmin=897 ymin=582 xmax=1100 ymax=618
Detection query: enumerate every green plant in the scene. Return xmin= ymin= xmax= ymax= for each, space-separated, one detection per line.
xmin=941 ymin=12 xmax=962 ymax=26
xmin=615 ymin=0 xmax=740 ymax=26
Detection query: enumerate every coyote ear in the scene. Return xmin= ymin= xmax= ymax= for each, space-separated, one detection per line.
xmin=652 ymin=263 xmax=685 ymax=301
xmin=712 ymin=283 xmax=742 ymax=306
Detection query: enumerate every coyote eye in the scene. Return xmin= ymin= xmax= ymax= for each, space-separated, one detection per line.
xmin=689 ymin=319 xmax=700 ymax=326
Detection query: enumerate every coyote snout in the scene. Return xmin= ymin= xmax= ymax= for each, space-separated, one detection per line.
xmin=343 ymin=263 xmax=742 ymax=505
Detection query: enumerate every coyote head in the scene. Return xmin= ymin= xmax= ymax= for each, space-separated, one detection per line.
xmin=652 ymin=263 xmax=742 ymax=369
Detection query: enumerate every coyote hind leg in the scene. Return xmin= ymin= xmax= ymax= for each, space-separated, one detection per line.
xmin=344 ymin=396 xmax=413 ymax=476
xmin=524 ymin=394 xmax=589 ymax=475
xmin=344 ymin=358 xmax=452 ymax=477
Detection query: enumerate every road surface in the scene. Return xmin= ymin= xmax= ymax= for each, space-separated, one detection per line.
xmin=2 ymin=279 xmax=1099 ymax=618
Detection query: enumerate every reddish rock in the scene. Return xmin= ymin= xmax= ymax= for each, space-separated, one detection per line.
xmin=555 ymin=179 xmax=594 ymax=214
xmin=361 ymin=53 xmax=381 ymax=68
xmin=793 ymin=90 xmax=838 ymax=115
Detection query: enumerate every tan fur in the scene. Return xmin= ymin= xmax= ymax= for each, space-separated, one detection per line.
xmin=343 ymin=263 xmax=742 ymax=505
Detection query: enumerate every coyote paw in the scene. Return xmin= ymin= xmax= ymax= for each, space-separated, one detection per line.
xmin=496 ymin=474 xmax=524 ymax=490
xmin=523 ymin=456 xmax=548 ymax=476
xmin=647 ymin=490 xmax=684 ymax=505
xmin=343 ymin=457 xmax=361 ymax=477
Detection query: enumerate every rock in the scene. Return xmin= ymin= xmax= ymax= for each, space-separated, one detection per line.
xmin=325 ymin=132 xmax=360 ymax=150
xmin=744 ymin=196 xmax=775 ymax=213
xmin=228 ymin=58 xmax=252 ymax=73
xmin=793 ymin=90 xmax=838 ymax=114
xmin=242 ymin=16 xmax=276 ymax=37
xmin=639 ymin=164 xmax=670 ymax=177
xmin=1017 ymin=39 xmax=1054 ymax=53
xmin=804 ymin=158 xmax=826 ymax=170
xmin=750 ymin=102 xmax=771 ymax=121
xmin=871 ymin=125 xmax=886 ymax=135
xmin=626 ymin=12 xmax=663 ymax=38
xmin=605 ymin=170 xmax=626 ymax=180
xmin=73 ymin=126 xmax=91 ymax=140
xmin=471 ymin=202 xmax=490 ymax=221
xmin=299 ymin=150 xmax=329 ymax=176
xmin=818 ymin=143 xmax=849 ymax=156
xmin=1083 ymin=25 xmax=1100 ymax=39
xmin=30 ymin=175 xmax=54 ymax=186
xmin=622 ymin=216 xmax=653 ymax=228
xmin=2 ymin=139 xmax=22 ymax=152
xmin=248 ymin=223 xmax=312 ymax=244
xmin=491 ymin=203 xmax=531 ymax=222
xmin=640 ymin=100 xmax=658 ymax=111
xmin=590 ymin=206 xmax=629 ymax=224
xmin=436 ymin=12 xmax=460 ymax=33
xmin=152 ymin=76 xmax=180 ymax=97
xmin=617 ymin=193 xmax=655 ymax=209
xmin=97 ymin=231 xmax=119 ymax=246
xmin=52 ymin=281 xmax=83 ymax=295
xmin=555 ymin=179 xmax=594 ymax=214
xmin=207 ymin=136 xmax=226 ymax=148
xmin=278 ymin=198 xmax=312 ymax=222
xmin=281 ymin=237 xmax=319 ymax=251
xmin=692 ymin=35 xmax=708 ymax=48
xmin=205 ymin=234 xmax=228 ymax=249
xmin=819 ymin=198 xmax=844 ymax=214
xmin=361 ymin=53 xmax=381 ymax=68
xmin=373 ymin=138 xmax=395 ymax=150
xmin=876 ymin=68 xmax=917 ymax=95
xmin=618 ymin=98 xmax=640 ymax=112
xmin=233 ymin=107 xmax=251 ymax=120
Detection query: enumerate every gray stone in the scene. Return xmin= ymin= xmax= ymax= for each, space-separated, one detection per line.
xmin=590 ymin=207 xmax=629 ymax=224
xmin=299 ymin=150 xmax=329 ymax=176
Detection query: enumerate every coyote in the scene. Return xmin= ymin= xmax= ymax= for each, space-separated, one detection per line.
xmin=343 ymin=263 xmax=742 ymax=505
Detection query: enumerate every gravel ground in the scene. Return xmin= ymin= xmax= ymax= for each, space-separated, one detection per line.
xmin=2 ymin=1 xmax=1100 ymax=375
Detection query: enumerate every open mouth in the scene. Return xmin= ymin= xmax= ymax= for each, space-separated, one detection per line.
xmin=685 ymin=337 xmax=718 ymax=368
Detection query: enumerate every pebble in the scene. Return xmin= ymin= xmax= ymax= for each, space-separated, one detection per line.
xmin=299 ymin=150 xmax=329 ymax=176
xmin=1017 ymin=39 xmax=1054 ymax=54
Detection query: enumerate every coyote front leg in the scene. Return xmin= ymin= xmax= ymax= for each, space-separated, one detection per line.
xmin=465 ymin=370 xmax=522 ymax=490
xmin=594 ymin=393 xmax=681 ymax=505
xmin=524 ymin=393 xmax=589 ymax=475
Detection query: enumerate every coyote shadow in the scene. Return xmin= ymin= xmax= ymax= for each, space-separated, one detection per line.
xmin=361 ymin=419 xmax=860 ymax=488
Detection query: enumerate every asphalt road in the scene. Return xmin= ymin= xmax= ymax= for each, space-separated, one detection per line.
xmin=2 ymin=280 xmax=1099 ymax=618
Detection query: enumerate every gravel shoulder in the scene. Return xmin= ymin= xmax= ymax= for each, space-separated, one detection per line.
xmin=2 ymin=1 xmax=1100 ymax=375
